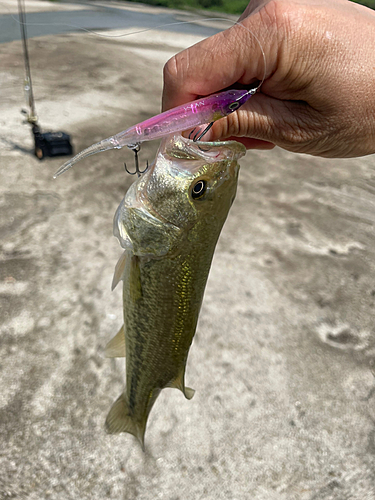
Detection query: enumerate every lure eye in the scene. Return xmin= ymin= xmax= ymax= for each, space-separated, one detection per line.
xmin=191 ymin=179 xmax=207 ymax=200
xmin=228 ymin=102 xmax=239 ymax=111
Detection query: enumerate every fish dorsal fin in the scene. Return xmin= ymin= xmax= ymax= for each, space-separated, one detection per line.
xmin=105 ymin=325 xmax=126 ymax=358
xmin=111 ymin=251 xmax=127 ymax=291
xmin=168 ymin=365 xmax=195 ymax=400
xmin=105 ymin=393 xmax=146 ymax=451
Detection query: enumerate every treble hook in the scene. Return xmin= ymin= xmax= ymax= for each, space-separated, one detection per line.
xmin=124 ymin=143 xmax=149 ymax=177
xmin=189 ymin=122 xmax=214 ymax=142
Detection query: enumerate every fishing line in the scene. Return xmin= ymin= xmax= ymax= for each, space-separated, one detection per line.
xmin=7 ymin=4 xmax=268 ymax=172
xmin=7 ymin=7 xmax=267 ymax=87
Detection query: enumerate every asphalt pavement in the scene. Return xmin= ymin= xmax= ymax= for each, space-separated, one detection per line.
xmin=1 ymin=1 xmax=375 ymax=499
xmin=0 ymin=0 xmax=221 ymax=43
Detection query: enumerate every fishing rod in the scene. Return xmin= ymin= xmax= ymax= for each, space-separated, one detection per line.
xmin=18 ymin=0 xmax=73 ymax=160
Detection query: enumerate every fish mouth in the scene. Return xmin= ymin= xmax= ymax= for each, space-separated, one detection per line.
xmin=167 ymin=133 xmax=246 ymax=163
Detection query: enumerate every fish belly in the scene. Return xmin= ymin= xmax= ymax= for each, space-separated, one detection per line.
xmin=106 ymin=244 xmax=215 ymax=447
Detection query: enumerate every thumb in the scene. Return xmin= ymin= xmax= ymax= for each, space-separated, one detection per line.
xmin=202 ymin=92 xmax=326 ymax=155
xmin=162 ymin=15 xmax=273 ymax=112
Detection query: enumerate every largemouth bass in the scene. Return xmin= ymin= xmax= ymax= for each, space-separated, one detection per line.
xmin=105 ymin=133 xmax=246 ymax=449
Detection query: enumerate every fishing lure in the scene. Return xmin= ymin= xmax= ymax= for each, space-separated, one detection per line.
xmin=53 ymin=87 xmax=258 ymax=178
xmin=12 ymin=12 xmax=266 ymax=178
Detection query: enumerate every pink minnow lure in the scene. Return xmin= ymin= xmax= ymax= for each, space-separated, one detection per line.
xmin=53 ymin=88 xmax=257 ymax=178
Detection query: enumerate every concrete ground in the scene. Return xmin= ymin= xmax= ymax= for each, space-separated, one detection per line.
xmin=1 ymin=1 xmax=375 ymax=499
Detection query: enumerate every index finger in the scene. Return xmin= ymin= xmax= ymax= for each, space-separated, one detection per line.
xmin=161 ymin=15 xmax=270 ymax=111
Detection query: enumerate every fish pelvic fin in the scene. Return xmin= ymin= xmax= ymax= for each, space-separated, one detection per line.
xmin=168 ymin=366 xmax=195 ymax=400
xmin=111 ymin=251 xmax=127 ymax=291
xmin=105 ymin=393 xmax=146 ymax=451
xmin=105 ymin=325 xmax=126 ymax=358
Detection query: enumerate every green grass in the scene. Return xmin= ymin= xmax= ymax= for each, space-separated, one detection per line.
xmin=123 ymin=0 xmax=373 ymax=14
xmin=123 ymin=0 xmax=247 ymax=14
xmin=352 ymin=0 xmax=375 ymax=8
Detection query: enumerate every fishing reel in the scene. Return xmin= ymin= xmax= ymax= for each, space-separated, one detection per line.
xmin=21 ymin=109 xmax=73 ymax=160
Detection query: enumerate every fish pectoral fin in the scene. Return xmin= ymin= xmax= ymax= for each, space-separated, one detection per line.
xmin=105 ymin=325 xmax=126 ymax=358
xmin=111 ymin=251 xmax=127 ymax=291
xmin=105 ymin=393 xmax=146 ymax=451
xmin=168 ymin=367 xmax=195 ymax=400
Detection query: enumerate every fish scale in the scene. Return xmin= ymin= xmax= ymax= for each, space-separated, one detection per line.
xmin=105 ymin=133 xmax=246 ymax=449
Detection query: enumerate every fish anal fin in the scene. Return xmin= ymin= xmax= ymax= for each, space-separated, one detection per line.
xmin=105 ymin=393 xmax=146 ymax=451
xmin=167 ymin=366 xmax=195 ymax=400
xmin=111 ymin=251 xmax=127 ymax=291
xmin=184 ymin=386 xmax=195 ymax=400
xmin=105 ymin=325 xmax=126 ymax=358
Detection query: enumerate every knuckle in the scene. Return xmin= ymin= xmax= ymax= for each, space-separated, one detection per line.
xmin=163 ymin=51 xmax=190 ymax=89
xmin=259 ymin=0 xmax=289 ymax=31
xmin=276 ymin=117 xmax=322 ymax=152
xmin=163 ymin=55 xmax=179 ymax=85
xmin=259 ymin=0 xmax=307 ymax=42
xmin=278 ymin=122 xmax=314 ymax=147
xmin=228 ymin=112 xmax=241 ymax=137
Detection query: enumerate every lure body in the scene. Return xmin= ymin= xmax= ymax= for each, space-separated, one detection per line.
xmin=105 ymin=134 xmax=246 ymax=448
xmin=53 ymin=88 xmax=256 ymax=177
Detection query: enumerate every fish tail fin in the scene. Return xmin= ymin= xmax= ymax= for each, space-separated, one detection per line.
xmin=105 ymin=393 xmax=146 ymax=451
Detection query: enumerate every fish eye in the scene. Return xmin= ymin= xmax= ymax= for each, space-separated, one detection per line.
xmin=228 ymin=102 xmax=239 ymax=111
xmin=191 ymin=179 xmax=207 ymax=200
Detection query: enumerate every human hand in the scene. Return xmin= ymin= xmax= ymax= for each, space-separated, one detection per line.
xmin=162 ymin=0 xmax=375 ymax=158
